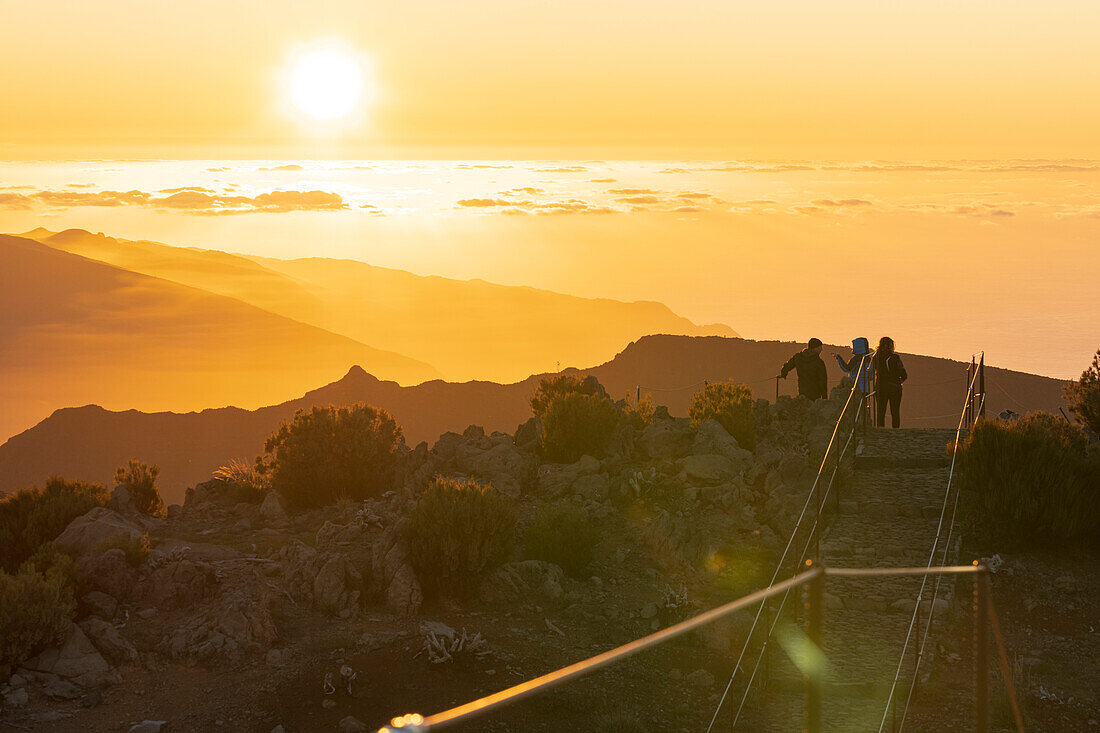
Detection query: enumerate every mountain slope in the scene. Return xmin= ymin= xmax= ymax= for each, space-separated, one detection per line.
xmin=0 ymin=234 xmax=439 ymax=442
xmin=25 ymin=228 xmax=736 ymax=382
xmin=0 ymin=335 xmax=1067 ymax=504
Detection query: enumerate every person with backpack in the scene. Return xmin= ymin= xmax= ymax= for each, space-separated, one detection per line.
xmin=835 ymin=337 xmax=874 ymax=394
xmin=779 ymin=338 xmax=828 ymax=401
xmin=872 ymin=336 xmax=908 ymax=427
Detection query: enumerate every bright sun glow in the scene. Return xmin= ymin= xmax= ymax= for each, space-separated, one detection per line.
xmin=288 ymin=45 xmax=368 ymax=122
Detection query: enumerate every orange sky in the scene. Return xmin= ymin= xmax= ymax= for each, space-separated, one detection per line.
xmin=4 ymin=1 xmax=1100 ymax=159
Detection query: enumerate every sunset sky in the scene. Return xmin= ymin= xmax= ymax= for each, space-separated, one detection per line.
xmin=2 ymin=1 xmax=1098 ymax=384
xmin=4 ymin=1 xmax=1100 ymax=159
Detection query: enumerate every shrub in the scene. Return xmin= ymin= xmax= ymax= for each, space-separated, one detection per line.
xmin=0 ymin=476 xmax=108 ymax=574
xmin=0 ymin=566 xmax=76 ymax=668
xmin=541 ymin=392 xmax=622 ymax=463
xmin=260 ymin=403 xmax=404 ymax=509
xmin=1065 ymin=348 xmax=1100 ymax=435
xmin=957 ymin=412 xmax=1100 ymax=546
xmin=624 ymin=392 xmax=656 ymax=428
xmin=115 ymin=459 xmax=163 ymax=516
xmin=524 ymin=503 xmax=601 ymax=576
xmin=97 ymin=532 xmax=152 ymax=567
xmin=405 ymin=477 xmax=516 ymax=598
xmin=212 ymin=458 xmax=271 ymax=503
xmin=688 ymin=380 xmax=756 ymax=451
xmin=530 ymin=374 xmax=610 ymax=420
xmin=20 ymin=542 xmax=76 ymax=584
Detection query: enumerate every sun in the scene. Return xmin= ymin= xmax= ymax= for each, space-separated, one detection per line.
xmin=286 ymin=43 xmax=372 ymax=123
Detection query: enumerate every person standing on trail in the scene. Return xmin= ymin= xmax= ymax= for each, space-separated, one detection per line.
xmin=872 ymin=336 xmax=908 ymax=428
xmin=835 ymin=337 xmax=874 ymax=393
xmin=779 ymin=338 xmax=828 ymax=400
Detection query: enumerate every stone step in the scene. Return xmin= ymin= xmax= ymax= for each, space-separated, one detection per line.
xmin=854 ymin=455 xmax=950 ymax=470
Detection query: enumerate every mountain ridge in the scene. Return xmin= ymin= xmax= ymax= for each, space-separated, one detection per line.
xmin=0 ymin=334 xmax=1067 ymax=504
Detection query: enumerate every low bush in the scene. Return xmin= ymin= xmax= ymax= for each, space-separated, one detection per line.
xmin=0 ymin=565 xmax=76 ymax=669
xmin=688 ymin=380 xmax=756 ymax=451
xmin=115 ymin=459 xmax=163 ymax=516
xmin=405 ymin=477 xmax=516 ymax=598
xmin=540 ymin=392 xmax=622 ymax=463
xmin=20 ymin=542 xmax=76 ymax=584
xmin=212 ymin=458 xmax=271 ymax=503
xmin=97 ymin=532 xmax=152 ymax=567
xmin=0 ymin=476 xmax=108 ymax=574
xmin=957 ymin=412 xmax=1100 ymax=546
xmin=524 ymin=503 xmax=601 ymax=576
xmin=1065 ymin=348 xmax=1100 ymax=435
xmin=259 ymin=403 xmax=404 ymax=509
xmin=530 ymin=374 xmax=610 ymax=420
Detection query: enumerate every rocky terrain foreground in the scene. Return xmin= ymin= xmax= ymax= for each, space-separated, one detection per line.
xmin=2 ymin=390 xmax=1097 ymax=732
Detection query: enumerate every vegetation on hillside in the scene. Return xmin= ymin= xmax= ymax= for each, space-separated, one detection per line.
xmin=259 ymin=403 xmax=404 ymax=509
xmin=405 ymin=476 xmax=516 ymax=598
xmin=687 ymin=379 xmax=756 ymax=451
xmin=524 ymin=502 xmax=601 ymax=576
xmin=532 ymin=374 xmax=623 ymax=462
xmin=115 ymin=459 xmax=164 ymax=516
xmin=0 ymin=476 xmax=108 ymax=574
xmin=957 ymin=412 xmax=1099 ymax=546
xmin=1065 ymin=347 xmax=1100 ymax=435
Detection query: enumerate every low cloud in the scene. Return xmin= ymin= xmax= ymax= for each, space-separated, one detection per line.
xmin=811 ymin=198 xmax=873 ymax=207
xmin=457 ymin=198 xmax=513 ymax=207
xmin=0 ymin=186 xmax=349 ymax=215
xmin=257 ymin=164 xmax=305 ymax=172
xmin=608 ymin=188 xmax=659 ymax=195
xmin=617 ymin=195 xmax=661 ymax=204
xmin=0 ymin=192 xmax=34 ymax=209
xmin=532 ymin=165 xmax=588 ymax=173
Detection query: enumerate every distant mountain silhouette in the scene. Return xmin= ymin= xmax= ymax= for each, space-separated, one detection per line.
xmin=0 ymin=335 xmax=1067 ymax=504
xmin=0 ymin=233 xmax=439 ymax=442
xmin=25 ymin=228 xmax=736 ymax=383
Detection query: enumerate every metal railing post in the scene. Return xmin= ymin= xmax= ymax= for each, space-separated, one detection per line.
xmin=974 ymin=565 xmax=990 ymax=733
xmin=806 ymin=565 xmax=824 ymax=733
xmin=978 ymin=354 xmax=986 ymax=421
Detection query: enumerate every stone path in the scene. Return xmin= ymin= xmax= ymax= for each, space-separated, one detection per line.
xmin=730 ymin=427 xmax=969 ymax=732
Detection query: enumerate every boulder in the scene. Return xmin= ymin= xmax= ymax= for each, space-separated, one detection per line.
xmin=78 ymin=617 xmax=139 ymax=666
xmin=638 ymin=421 xmax=693 ymax=461
xmin=481 ymin=560 xmax=565 ymax=604
xmin=21 ymin=623 xmax=120 ymax=691
xmin=144 ymin=560 xmax=218 ymax=609
xmin=692 ymin=421 xmax=754 ymax=469
xmin=370 ymin=526 xmax=422 ymax=617
xmin=259 ymin=491 xmax=288 ymax=524
xmin=679 ymin=454 xmax=738 ymax=485
xmin=54 ymin=508 xmax=145 ymax=557
xmin=513 ymin=417 xmax=541 ymax=450
xmin=76 ymin=549 xmax=135 ymax=601
xmin=276 ymin=540 xmax=324 ymax=603
xmin=313 ymin=555 xmax=362 ymax=615
xmin=159 ymin=588 xmax=278 ymax=665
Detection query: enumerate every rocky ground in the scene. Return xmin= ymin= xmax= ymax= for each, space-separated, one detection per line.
xmin=2 ymin=390 xmax=1096 ymax=732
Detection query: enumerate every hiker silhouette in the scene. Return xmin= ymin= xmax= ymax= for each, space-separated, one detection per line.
xmin=779 ymin=338 xmax=828 ymax=401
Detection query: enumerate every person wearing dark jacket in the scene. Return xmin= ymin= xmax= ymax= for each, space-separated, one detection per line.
xmin=872 ymin=336 xmax=908 ymax=427
xmin=779 ymin=338 xmax=828 ymax=400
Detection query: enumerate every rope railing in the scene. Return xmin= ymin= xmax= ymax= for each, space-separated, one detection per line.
xmin=376 ymin=562 xmax=1012 ymax=733
xmin=877 ymin=352 xmax=985 ymax=732
xmin=706 ymin=353 xmax=872 ymax=731
xmin=377 ymin=568 xmax=827 ymax=733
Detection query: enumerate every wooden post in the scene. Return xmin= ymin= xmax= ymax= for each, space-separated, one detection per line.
xmin=974 ymin=566 xmax=990 ymax=733
xmin=806 ymin=566 xmax=824 ymax=733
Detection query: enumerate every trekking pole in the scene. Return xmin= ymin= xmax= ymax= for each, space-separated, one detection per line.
xmin=775 ymin=375 xmax=780 ymax=403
